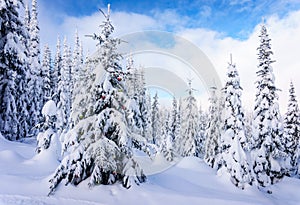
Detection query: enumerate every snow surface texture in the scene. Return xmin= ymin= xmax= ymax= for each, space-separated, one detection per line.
xmin=0 ymin=134 xmax=300 ymax=205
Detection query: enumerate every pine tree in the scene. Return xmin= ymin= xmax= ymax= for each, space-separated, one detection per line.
xmin=197 ymin=105 xmax=207 ymax=159
xmin=169 ymin=96 xmax=178 ymax=141
xmin=57 ymin=37 xmax=72 ymax=133
xmin=27 ymin=0 xmax=42 ymax=135
xmin=41 ymin=44 xmax=52 ymax=103
xmin=174 ymin=98 xmax=182 ymax=154
xmin=252 ymin=25 xmax=285 ymax=189
xmin=161 ymin=111 xmax=175 ymax=161
xmin=151 ymin=93 xmax=160 ymax=145
xmin=219 ymin=57 xmax=252 ymax=189
xmin=204 ymin=86 xmax=221 ymax=169
xmin=49 ymin=5 xmax=146 ymax=195
xmin=179 ymin=80 xmax=199 ymax=157
xmin=52 ymin=36 xmax=62 ymax=102
xmin=283 ymin=81 xmax=300 ymax=176
xmin=144 ymin=93 xmax=153 ymax=143
xmin=71 ymin=29 xmax=83 ymax=102
xmin=0 ymin=0 xmax=30 ymax=140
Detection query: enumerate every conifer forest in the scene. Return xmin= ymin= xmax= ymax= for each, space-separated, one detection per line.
xmin=0 ymin=1 xmax=300 ymax=204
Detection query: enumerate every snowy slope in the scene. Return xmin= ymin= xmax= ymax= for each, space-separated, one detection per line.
xmin=0 ymin=134 xmax=300 ymax=205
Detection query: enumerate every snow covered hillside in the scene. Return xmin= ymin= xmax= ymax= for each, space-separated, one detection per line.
xmin=0 ymin=134 xmax=299 ymax=205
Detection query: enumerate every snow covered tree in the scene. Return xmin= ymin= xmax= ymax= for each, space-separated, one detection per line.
xmin=197 ymin=105 xmax=207 ymax=159
xmin=71 ymin=29 xmax=83 ymax=101
xmin=174 ymin=98 xmax=182 ymax=154
xmin=151 ymin=93 xmax=161 ymax=145
xmin=252 ymin=25 xmax=285 ymax=189
xmin=179 ymin=80 xmax=199 ymax=157
xmin=0 ymin=0 xmax=30 ymax=140
xmin=161 ymin=111 xmax=175 ymax=161
xmin=49 ymin=5 xmax=146 ymax=195
xmin=219 ymin=57 xmax=252 ymax=189
xmin=52 ymin=36 xmax=62 ymax=101
xmin=204 ymin=86 xmax=221 ymax=169
xmin=41 ymin=44 xmax=52 ymax=103
xmin=169 ymin=97 xmax=178 ymax=141
xmin=283 ymin=81 xmax=300 ymax=176
xmin=27 ymin=0 xmax=42 ymax=135
xmin=57 ymin=37 xmax=72 ymax=133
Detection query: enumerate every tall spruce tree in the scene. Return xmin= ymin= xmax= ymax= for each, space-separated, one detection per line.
xmin=27 ymin=0 xmax=42 ymax=135
xmin=0 ymin=0 xmax=30 ymax=140
xmin=71 ymin=29 xmax=83 ymax=102
xmin=283 ymin=81 xmax=300 ymax=176
xmin=197 ymin=105 xmax=207 ymax=158
xmin=49 ymin=5 xmax=146 ymax=195
xmin=252 ymin=25 xmax=285 ymax=189
xmin=151 ymin=93 xmax=160 ymax=145
xmin=52 ymin=36 xmax=62 ymax=102
xmin=41 ymin=44 xmax=52 ymax=103
xmin=219 ymin=57 xmax=252 ymax=189
xmin=204 ymin=86 xmax=221 ymax=169
xmin=179 ymin=80 xmax=199 ymax=157
xmin=57 ymin=37 xmax=72 ymax=133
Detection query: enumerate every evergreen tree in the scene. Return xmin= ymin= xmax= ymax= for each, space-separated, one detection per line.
xmin=179 ymin=80 xmax=199 ymax=157
xmin=52 ymin=36 xmax=62 ymax=102
xmin=197 ymin=105 xmax=207 ymax=159
xmin=41 ymin=44 xmax=52 ymax=103
xmin=144 ymin=93 xmax=153 ymax=143
xmin=252 ymin=25 xmax=285 ymax=189
xmin=219 ymin=57 xmax=252 ymax=189
xmin=27 ymin=0 xmax=42 ymax=135
xmin=204 ymin=86 xmax=221 ymax=169
xmin=283 ymin=81 xmax=300 ymax=176
xmin=71 ymin=29 xmax=83 ymax=102
xmin=174 ymin=98 xmax=182 ymax=154
xmin=161 ymin=111 xmax=175 ymax=161
xmin=0 ymin=0 xmax=30 ymax=140
xmin=169 ymin=96 xmax=178 ymax=141
xmin=57 ymin=37 xmax=72 ymax=133
xmin=151 ymin=93 xmax=160 ymax=145
xmin=49 ymin=5 xmax=146 ymax=195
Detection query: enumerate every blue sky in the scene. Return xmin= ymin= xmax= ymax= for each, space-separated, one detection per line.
xmin=39 ymin=0 xmax=300 ymax=39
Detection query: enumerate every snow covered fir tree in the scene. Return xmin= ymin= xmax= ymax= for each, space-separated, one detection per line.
xmin=251 ymin=25 xmax=285 ymax=190
xmin=2 ymin=0 xmax=300 ymax=200
xmin=218 ymin=56 xmax=252 ymax=189
xmin=48 ymin=5 xmax=146 ymax=195
xmin=283 ymin=81 xmax=300 ymax=177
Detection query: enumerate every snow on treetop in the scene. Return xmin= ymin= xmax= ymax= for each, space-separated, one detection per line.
xmin=42 ymin=100 xmax=57 ymax=117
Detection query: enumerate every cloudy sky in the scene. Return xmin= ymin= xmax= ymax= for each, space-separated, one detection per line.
xmin=36 ymin=0 xmax=300 ymax=111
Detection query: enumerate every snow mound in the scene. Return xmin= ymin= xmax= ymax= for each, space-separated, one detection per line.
xmin=176 ymin=156 xmax=202 ymax=170
xmin=42 ymin=100 xmax=57 ymax=116
xmin=0 ymin=150 xmax=23 ymax=162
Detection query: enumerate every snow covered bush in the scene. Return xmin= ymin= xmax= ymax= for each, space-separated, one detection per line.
xmin=36 ymin=100 xmax=60 ymax=159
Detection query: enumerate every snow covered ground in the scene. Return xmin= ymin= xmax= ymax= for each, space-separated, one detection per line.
xmin=0 ymin=135 xmax=300 ymax=205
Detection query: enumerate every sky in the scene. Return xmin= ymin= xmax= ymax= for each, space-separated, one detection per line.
xmin=34 ymin=0 xmax=300 ymax=110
